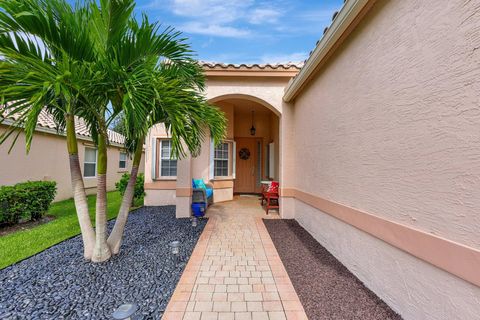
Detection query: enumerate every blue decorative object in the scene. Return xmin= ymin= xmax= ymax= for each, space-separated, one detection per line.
xmin=192 ymin=179 xmax=213 ymax=212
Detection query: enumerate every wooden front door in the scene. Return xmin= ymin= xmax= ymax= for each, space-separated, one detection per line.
xmin=234 ymin=138 xmax=261 ymax=193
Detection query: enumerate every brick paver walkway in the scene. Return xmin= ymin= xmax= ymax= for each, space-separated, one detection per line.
xmin=163 ymin=196 xmax=308 ymax=320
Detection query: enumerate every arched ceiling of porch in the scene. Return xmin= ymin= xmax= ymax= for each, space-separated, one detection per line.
xmin=208 ymin=93 xmax=281 ymax=117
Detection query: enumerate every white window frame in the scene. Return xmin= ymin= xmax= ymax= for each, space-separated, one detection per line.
xmin=159 ymin=139 xmax=177 ymax=178
xmin=210 ymin=140 xmax=236 ymax=180
xmin=119 ymin=151 xmax=127 ymax=169
xmin=214 ymin=142 xmax=229 ymax=178
xmin=83 ymin=147 xmax=97 ymax=178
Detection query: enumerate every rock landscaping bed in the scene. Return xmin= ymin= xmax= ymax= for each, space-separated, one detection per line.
xmin=263 ymin=219 xmax=402 ymax=320
xmin=0 ymin=206 xmax=206 ymax=319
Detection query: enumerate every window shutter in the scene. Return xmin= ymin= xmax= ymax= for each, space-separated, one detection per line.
xmin=209 ymin=138 xmax=214 ymax=180
xmin=269 ymin=142 xmax=275 ymax=179
xmin=151 ymin=138 xmax=157 ymax=180
xmin=232 ymin=141 xmax=236 ymax=179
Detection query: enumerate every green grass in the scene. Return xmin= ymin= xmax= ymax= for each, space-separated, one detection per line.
xmin=0 ymin=191 xmax=141 ymax=269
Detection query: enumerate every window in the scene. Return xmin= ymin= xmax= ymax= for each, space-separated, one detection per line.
xmin=211 ymin=141 xmax=236 ymax=179
xmin=119 ymin=152 xmax=127 ymax=169
xmin=214 ymin=142 xmax=229 ymax=177
xmin=84 ymin=147 xmax=97 ymax=177
xmin=160 ymin=140 xmax=177 ymax=177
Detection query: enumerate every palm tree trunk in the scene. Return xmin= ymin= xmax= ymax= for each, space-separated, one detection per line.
xmin=91 ymin=133 xmax=112 ymax=262
xmin=107 ymin=140 xmax=143 ymax=254
xmin=66 ymin=114 xmax=96 ymax=260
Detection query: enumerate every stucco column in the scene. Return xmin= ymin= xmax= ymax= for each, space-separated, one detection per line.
xmin=279 ymin=101 xmax=296 ymax=219
xmin=175 ymin=152 xmax=192 ymax=218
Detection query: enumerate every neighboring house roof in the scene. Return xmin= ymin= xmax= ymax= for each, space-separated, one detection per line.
xmin=284 ymin=0 xmax=374 ymax=101
xmin=1 ymin=108 xmax=126 ymax=146
xmin=200 ymin=61 xmax=303 ymax=71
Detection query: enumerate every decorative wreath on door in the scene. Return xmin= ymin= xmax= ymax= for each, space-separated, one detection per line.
xmin=239 ymin=148 xmax=251 ymax=160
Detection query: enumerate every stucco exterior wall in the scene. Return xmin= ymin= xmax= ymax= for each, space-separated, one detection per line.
xmin=295 ymin=201 xmax=480 ymax=320
xmin=0 ymin=125 xmax=145 ymax=201
xmin=206 ymin=77 xmax=287 ymax=116
xmin=145 ymin=74 xmax=291 ymax=209
xmin=291 ymin=0 xmax=480 ymax=318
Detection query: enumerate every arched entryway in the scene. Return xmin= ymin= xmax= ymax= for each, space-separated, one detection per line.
xmin=209 ymin=96 xmax=280 ymax=195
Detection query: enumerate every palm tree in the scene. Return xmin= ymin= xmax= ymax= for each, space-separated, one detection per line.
xmin=0 ymin=0 xmax=226 ymax=261
xmin=0 ymin=0 xmax=99 ymax=259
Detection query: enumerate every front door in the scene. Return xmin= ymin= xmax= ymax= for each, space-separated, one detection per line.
xmin=234 ymin=138 xmax=261 ymax=193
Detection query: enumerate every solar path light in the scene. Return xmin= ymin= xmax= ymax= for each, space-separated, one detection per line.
xmin=191 ymin=216 xmax=198 ymax=227
xmin=112 ymin=303 xmax=138 ymax=320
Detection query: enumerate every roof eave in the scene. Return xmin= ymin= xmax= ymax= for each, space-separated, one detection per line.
xmin=283 ymin=0 xmax=376 ymax=102
xmin=0 ymin=118 xmax=126 ymax=148
xmin=204 ymin=69 xmax=299 ymax=78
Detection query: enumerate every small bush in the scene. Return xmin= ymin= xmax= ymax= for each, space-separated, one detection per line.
xmin=115 ymin=173 xmax=145 ymax=205
xmin=0 ymin=181 xmax=57 ymax=225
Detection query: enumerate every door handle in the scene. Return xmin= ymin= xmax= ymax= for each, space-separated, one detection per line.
xmin=251 ymin=166 xmax=255 ymax=176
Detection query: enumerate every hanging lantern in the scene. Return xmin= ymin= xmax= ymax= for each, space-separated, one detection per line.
xmin=250 ymin=110 xmax=256 ymax=136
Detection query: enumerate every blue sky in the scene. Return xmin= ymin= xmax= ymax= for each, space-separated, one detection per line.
xmin=133 ymin=0 xmax=345 ymax=64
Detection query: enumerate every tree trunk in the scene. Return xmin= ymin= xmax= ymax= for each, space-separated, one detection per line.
xmin=91 ymin=134 xmax=112 ymax=262
xmin=107 ymin=140 xmax=143 ymax=254
xmin=66 ymin=114 xmax=96 ymax=260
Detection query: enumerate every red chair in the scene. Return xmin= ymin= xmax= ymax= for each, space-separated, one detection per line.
xmin=263 ymin=181 xmax=279 ymax=214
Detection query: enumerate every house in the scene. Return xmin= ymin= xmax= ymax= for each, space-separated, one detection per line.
xmin=0 ymin=109 xmax=145 ymax=201
xmin=144 ymin=0 xmax=480 ymax=319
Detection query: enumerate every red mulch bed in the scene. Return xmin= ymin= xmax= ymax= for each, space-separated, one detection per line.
xmin=263 ymin=219 xmax=402 ymax=320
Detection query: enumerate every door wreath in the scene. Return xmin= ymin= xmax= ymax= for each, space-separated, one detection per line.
xmin=239 ymin=148 xmax=251 ymax=160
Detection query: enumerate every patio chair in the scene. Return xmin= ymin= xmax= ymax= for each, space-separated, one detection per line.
xmin=192 ymin=179 xmax=214 ymax=211
xmin=263 ymin=181 xmax=279 ymax=214
xmin=260 ymin=181 xmax=271 ymax=205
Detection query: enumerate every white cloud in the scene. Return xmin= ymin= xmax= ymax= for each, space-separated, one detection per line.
xmin=155 ymin=0 xmax=284 ymax=38
xmin=248 ymin=8 xmax=282 ymax=24
xmin=179 ymin=22 xmax=250 ymax=38
xmin=170 ymin=0 xmax=254 ymax=24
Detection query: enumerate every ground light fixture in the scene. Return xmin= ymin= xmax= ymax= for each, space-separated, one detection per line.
xmin=192 ymin=216 xmax=198 ymax=227
xmin=170 ymin=240 xmax=181 ymax=265
xmin=169 ymin=240 xmax=180 ymax=256
xmin=112 ymin=303 xmax=138 ymax=320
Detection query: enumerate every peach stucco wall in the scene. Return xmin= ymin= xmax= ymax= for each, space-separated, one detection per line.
xmin=0 ymin=125 xmax=145 ymax=201
xmin=206 ymin=77 xmax=288 ymax=116
xmin=145 ymin=74 xmax=292 ymax=209
xmin=290 ymin=0 xmax=480 ymax=319
xmin=145 ymin=102 xmax=283 ymax=205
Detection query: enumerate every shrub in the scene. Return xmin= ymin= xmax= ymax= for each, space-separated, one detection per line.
xmin=115 ymin=173 xmax=145 ymax=205
xmin=0 ymin=181 xmax=57 ymax=225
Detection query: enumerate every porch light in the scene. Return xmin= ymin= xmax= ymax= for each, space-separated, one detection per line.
xmin=112 ymin=303 xmax=137 ymax=320
xmin=250 ymin=110 xmax=256 ymax=136
xmin=191 ymin=216 xmax=198 ymax=227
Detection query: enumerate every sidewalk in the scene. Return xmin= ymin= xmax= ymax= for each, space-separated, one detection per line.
xmin=163 ymin=196 xmax=308 ymax=320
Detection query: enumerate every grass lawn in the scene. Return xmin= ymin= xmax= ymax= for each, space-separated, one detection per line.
xmin=0 ymin=191 xmax=141 ymax=269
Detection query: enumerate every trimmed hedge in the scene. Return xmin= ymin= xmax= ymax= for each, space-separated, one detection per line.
xmin=0 ymin=181 xmax=57 ymax=226
xmin=115 ymin=173 xmax=145 ymax=205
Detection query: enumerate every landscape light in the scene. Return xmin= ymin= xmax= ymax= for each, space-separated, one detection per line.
xmin=112 ymin=303 xmax=138 ymax=320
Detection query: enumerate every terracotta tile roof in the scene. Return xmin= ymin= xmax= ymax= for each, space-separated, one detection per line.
xmin=200 ymin=61 xmax=303 ymax=70
xmin=1 ymin=107 xmax=125 ymax=145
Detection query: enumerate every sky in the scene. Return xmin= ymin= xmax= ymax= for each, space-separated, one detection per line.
xmin=132 ymin=0 xmax=345 ymax=64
